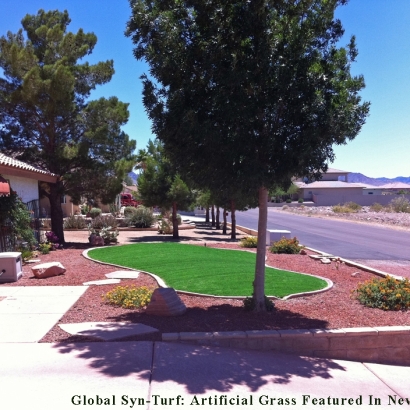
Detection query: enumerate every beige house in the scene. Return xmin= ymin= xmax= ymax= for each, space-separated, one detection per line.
xmin=294 ymin=167 xmax=410 ymax=206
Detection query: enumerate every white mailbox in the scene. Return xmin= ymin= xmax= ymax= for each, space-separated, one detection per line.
xmin=0 ymin=252 xmax=23 ymax=283
xmin=266 ymin=230 xmax=291 ymax=246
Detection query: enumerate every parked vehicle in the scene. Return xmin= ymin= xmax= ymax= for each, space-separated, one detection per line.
xmin=120 ymin=193 xmax=141 ymax=208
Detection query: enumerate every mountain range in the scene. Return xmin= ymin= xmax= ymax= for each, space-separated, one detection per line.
xmin=345 ymin=173 xmax=410 ymax=186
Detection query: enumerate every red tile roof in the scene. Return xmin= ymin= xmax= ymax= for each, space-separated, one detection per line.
xmin=0 ymin=153 xmax=56 ymax=177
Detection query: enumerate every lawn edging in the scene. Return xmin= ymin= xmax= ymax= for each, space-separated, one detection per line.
xmin=163 ymin=326 xmax=410 ymax=366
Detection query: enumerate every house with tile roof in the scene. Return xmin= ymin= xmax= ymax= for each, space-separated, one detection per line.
xmin=0 ymin=153 xmax=57 ymax=206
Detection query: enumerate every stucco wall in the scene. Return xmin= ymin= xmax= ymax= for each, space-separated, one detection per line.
xmin=3 ymin=174 xmax=39 ymax=203
xmin=313 ymin=194 xmax=410 ymax=206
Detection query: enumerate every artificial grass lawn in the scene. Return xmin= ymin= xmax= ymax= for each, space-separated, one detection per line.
xmin=88 ymin=243 xmax=327 ymax=298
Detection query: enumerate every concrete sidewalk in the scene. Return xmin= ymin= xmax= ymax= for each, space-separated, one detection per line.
xmin=0 ymin=340 xmax=408 ymax=409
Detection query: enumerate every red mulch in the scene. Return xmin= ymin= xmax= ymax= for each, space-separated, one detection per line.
xmin=2 ymin=241 xmax=410 ymax=343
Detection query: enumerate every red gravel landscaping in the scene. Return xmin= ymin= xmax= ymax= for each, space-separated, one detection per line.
xmin=2 ymin=238 xmax=409 ymax=344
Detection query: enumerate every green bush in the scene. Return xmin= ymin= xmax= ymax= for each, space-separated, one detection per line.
xmin=102 ymin=285 xmax=154 ymax=309
xmin=298 ymin=198 xmax=304 ymax=203
xmin=243 ymin=295 xmax=275 ymax=311
xmin=129 ymin=205 xmax=156 ymax=228
xmin=64 ymin=215 xmax=87 ymax=229
xmin=38 ymin=242 xmax=51 ymax=254
xmin=352 ymin=276 xmax=410 ymax=311
xmin=123 ymin=206 xmax=138 ymax=218
xmin=390 ymin=197 xmax=410 ymax=213
xmin=239 ymin=236 xmax=258 ymax=248
xmin=89 ymin=207 xmax=102 ymax=219
xmin=286 ymin=198 xmax=292 ymax=203
xmin=269 ymin=237 xmax=303 ymax=254
xmin=89 ymin=214 xmax=118 ymax=230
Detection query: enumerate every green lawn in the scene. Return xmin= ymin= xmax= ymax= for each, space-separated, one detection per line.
xmin=88 ymin=243 xmax=327 ymax=298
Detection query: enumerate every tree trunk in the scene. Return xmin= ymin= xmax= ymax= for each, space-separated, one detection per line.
xmin=230 ymin=200 xmax=236 ymax=240
xmin=216 ymin=207 xmax=220 ymax=230
xmin=211 ymin=205 xmax=215 ymax=227
xmin=222 ymin=208 xmax=227 ymax=234
xmin=205 ymin=206 xmax=210 ymax=223
xmin=253 ymin=187 xmax=268 ymax=312
xmin=172 ymin=201 xmax=179 ymax=239
xmin=48 ymin=181 xmax=65 ymax=244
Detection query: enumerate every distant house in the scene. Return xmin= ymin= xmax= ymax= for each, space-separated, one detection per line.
xmin=292 ymin=167 xmax=409 ymax=206
xmin=0 ymin=153 xmax=57 ymax=207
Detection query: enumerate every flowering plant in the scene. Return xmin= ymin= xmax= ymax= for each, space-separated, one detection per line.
xmin=352 ymin=275 xmax=410 ymax=311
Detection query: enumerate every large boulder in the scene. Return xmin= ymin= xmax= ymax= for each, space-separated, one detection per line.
xmin=145 ymin=288 xmax=186 ymax=316
xmin=32 ymin=262 xmax=66 ymax=279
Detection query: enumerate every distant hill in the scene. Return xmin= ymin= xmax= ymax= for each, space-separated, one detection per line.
xmin=128 ymin=171 xmax=139 ymax=184
xmin=344 ymin=173 xmax=410 ymax=186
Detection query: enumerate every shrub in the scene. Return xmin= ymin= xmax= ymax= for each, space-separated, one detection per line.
xmin=369 ymin=203 xmax=384 ymax=213
xmin=298 ymin=198 xmax=304 ymax=203
xmin=123 ymin=206 xmax=138 ymax=218
xmin=352 ymin=276 xmax=410 ymax=311
xmin=390 ymin=196 xmax=410 ymax=213
xmin=286 ymin=198 xmax=292 ymax=203
xmin=38 ymin=242 xmax=51 ymax=254
xmin=102 ymin=285 xmax=154 ymax=309
xmin=89 ymin=214 xmax=118 ymax=230
xmin=129 ymin=206 xmax=156 ymax=228
xmin=243 ymin=295 xmax=275 ymax=312
xmin=64 ymin=215 xmax=87 ymax=229
xmin=269 ymin=237 xmax=303 ymax=254
xmin=158 ymin=218 xmax=172 ymax=234
xmin=239 ymin=236 xmax=258 ymax=248
xmin=282 ymin=205 xmax=289 ymax=210
xmin=89 ymin=207 xmax=102 ymax=218
xmin=332 ymin=202 xmax=361 ymax=213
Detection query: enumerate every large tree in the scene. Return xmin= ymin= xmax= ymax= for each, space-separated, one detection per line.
xmin=127 ymin=0 xmax=370 ymax=310
xmin=0 ymin=9 xmax=136 ymax=242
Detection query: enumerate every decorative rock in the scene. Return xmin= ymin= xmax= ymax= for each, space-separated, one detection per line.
xmin=26 ymin=259 xmax=41 ymax=263
xmin=351 ymin=272 xmax=361 ymax=277
xmin=145 ymin=288 xmax=186 ymax=316
xmin=320 ymin=258 xmax=332 ymax=264
xmin=32 ymin=262 xmax=66 ymax=279
xmin=83 ymin=279 xmax=121 ymax=286
xmin=89 ymin=234 xmax=104 ymax=246
xmin=105 ymin=271 xmax=140 ymax=279
xmin=299 ymin=249 xmax=307 ymax=255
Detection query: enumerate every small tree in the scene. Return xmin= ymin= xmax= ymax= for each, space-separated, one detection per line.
xmin=137 ymin=140 xmax=195 ymax=238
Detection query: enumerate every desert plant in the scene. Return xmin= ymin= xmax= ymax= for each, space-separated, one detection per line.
xmin=89 ymin=207 xmax=102 ymax=219
xmin=369 ymin=203 xmax=384 ymax=213
xmin=239 ymin=236 xmax=258 ymax=248
xmin=332 ymin=202 xmax=361 ymax=213
xmin=63 ymin=215 xmax=87 ymax=229
xmin=89 ymin=214 xmax=118 ymax=230
xmin=158 ymin=218 xmax=172 ymax=234
xmin=269 ymin=237 xmax=303 ymax=254
xmin=282 ymin=205 xmax=289 ymax=210
xmin=243 ymin=295 xmax=275 ymax=311
xmin=298 ymin=198 xmax=304 ymax=203
xmin=352 ymin=275 xmax=410 ymax=311
xmin=390 ymin=197 xmax=410 ymax=213
xmin=123 ymin=206 xmax=138 ymax=218
xmin=38 ymin=242 xmax=51 ymax=254
xmin=129 ymin=205 xmax=156 ymax=228
xmin=102 ymin=285 xmax=154 ymax=309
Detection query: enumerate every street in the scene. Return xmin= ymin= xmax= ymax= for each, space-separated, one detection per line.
xmin=235 ymin=208 xmax=410 ymax=261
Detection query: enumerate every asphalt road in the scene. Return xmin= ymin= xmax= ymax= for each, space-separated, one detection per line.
xmin=235 ymin=208 xmax=410 ymax=261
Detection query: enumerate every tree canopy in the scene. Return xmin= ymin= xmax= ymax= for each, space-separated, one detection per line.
xmin=0 ymin=9 xmax=136 ymax=242
xmin=127 ymin=0 xmax=369 ymax=310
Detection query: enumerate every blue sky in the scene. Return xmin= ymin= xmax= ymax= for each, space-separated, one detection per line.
xmin=1 ymin=0 xmax=409 ymax=178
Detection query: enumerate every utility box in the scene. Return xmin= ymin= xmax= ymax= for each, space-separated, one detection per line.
xmin=0 ymin=252 xmax=23 ymax=283
xmin=266 ymin=230 xmax=291 ymax=246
